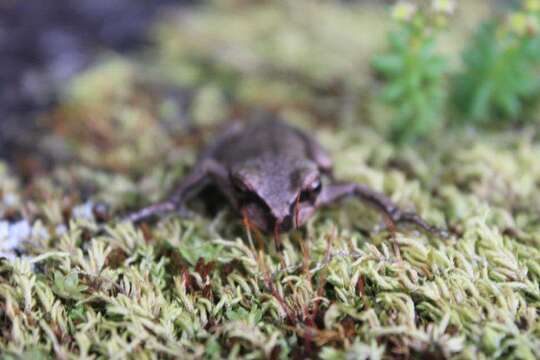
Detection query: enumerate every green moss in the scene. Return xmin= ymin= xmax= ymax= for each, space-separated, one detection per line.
xmin=3 ymin=120 xmax=540 ymax=358
xmin=2 ymin=1 xmax=540 ymax=359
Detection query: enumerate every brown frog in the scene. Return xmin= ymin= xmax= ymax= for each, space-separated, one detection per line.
xmin=125 ymin=116 xmax=443 ymax=245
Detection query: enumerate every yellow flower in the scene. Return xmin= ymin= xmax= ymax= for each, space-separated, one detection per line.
xmin=508 ymin=12 xmax=539 ymax=36
xmin=525 ymin=0 xmax=540 ymax=13
xmin=432 ymin=0 xmax=457 ymax=16
xmin=392 ymin=1 xmax=417 ymax=22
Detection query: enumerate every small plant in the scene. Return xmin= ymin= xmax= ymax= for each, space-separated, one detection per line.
xmin=372 ymin=1 xmax=454 ymax=142
xmin=452 ymin=0 xmax=540 ymax=123
xmin=52 ymin=270 xmax=88 ymax=300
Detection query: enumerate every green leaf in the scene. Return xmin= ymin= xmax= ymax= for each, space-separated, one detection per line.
xmin=372 ymin=54 xmax=404 ymax=75
xmin=380 ymin=81 xmax=406 ymax=102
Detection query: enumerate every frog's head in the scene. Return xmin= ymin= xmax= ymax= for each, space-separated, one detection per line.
xmin=231 ymin=155 xmax=322 ymax=235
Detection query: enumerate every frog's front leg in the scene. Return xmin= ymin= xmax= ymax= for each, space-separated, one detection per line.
xmin=316 ymin=182 xmax=441 ymax=235
xmin=123 ymin=159 xmax=236 ymax=224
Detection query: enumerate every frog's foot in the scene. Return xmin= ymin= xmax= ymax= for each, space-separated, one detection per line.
xmin=122 ymin=200 xmax=199 ymax=224
xmin=384 ymin=209 xmax=447 ymax=237
xmin=317 ymin=182 xmax=447 ymax=237
xmin=175 ymin=205 xmax=196 ymax=219
xmin=122 ymin=201 xmax=177 ymax=224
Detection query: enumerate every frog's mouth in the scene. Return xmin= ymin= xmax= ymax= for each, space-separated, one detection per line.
xmin=241 ymin=201 xmax=290 ymax=251
xmin=241 ymin=201 xmax=274 ymax=233
xmin=241 ymin=199 xmax=317 ymax=251
xmin=240 ymin=198 xmax=316 ymax=234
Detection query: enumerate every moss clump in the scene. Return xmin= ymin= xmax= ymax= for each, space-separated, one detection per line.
xmin=3 ymin=120 xmax=540 ymax=358
xmin=3 ymin=1 xmax=540 ymax=359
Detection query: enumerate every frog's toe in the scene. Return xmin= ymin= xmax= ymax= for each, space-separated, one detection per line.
xmin=175 ymin=206 xmax=196 ymax=219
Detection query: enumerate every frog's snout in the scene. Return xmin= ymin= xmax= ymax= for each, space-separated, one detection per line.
xmin=275 ymin=215 xmax=294 ymax=233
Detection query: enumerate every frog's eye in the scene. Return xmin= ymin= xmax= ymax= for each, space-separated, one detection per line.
xmin=307 ymin=178 xmax=321 ymax=192
xmin=299 ymin=178 xmax=321 ymax=202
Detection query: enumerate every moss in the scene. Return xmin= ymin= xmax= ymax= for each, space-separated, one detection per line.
xmin=2 ymin=1 xmax=540 ymax=359
xmin=4 ymin=117 xmax=540 ymax=359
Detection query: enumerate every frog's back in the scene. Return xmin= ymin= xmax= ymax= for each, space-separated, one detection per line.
xmin=211 ymin=120 xmax=310 ymax=167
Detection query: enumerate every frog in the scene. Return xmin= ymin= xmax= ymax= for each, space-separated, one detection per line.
xmin=124 ymin=115 xmax=444 ymax=246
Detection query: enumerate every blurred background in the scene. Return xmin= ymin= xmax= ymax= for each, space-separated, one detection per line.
xmin=0 ymin=0 xmax=193 ymax=168
xmin=0 ymin=0 xmax=527 ymax=175
xmin=1 ymin=0 xmax=540 ymax=220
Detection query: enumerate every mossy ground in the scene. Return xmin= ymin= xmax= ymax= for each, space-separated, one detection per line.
xmin=2 ymin=1 xmax=540 ymax=359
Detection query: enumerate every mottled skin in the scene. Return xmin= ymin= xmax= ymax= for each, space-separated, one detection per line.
xmin=125 ymin=118 xmax=440 ymax=244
